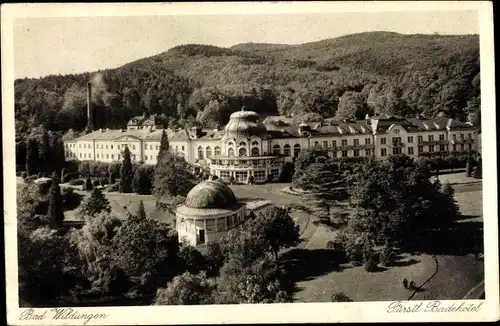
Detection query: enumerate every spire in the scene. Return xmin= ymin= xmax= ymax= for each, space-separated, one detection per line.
xmin=241 ymin=105 xmax=246 ymax=112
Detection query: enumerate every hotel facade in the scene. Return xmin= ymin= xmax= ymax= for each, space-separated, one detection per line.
xmin=63 ymin=107 xmax=479 ymax=184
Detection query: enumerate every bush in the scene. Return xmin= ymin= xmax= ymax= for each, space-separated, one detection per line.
xmin=380 ymin=246 xmax=395 ymax=267
xmin=364 ymin=253 xmax=379 ymax=272
xmin=351 ymin=260 xmax=362 ymax=267
xmin=61 ymin=173 xmax=75 ymax=184
xmin=107 ymin=182 xmax=120 ymax=192
xmin=82 ymin=177 xmax=93 ymax=191
xmin=331 ymin=292 xmax=353 ymax=302
xmin=21 ymin=172 xmax=28 ymax=179
xmin=100 ymin=177 xmax=109 ymax=186
xmin=92 ymin=179 xmax=101 ymax=187
xmin=61 ymin=187 xmax=82 ymax=209
xmin=68 ymin=179 xmax=84 ymax=186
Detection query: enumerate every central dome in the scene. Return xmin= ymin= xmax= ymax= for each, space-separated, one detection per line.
xmin=184 ymin=180 xmax=238 ymax=209
xmin=224 ymin=109 xmax=267 ymax=139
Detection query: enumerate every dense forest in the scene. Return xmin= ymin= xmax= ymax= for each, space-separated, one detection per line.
xmin=15 ymin=32 xmax=480 ymax=142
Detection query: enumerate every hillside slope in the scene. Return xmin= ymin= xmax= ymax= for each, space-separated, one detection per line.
xmin=14 ymin=32 xmax=480 ymax=140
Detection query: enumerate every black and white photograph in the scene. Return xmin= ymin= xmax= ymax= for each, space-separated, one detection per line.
xmin=2 ymin=1 xmax=498 ymax=324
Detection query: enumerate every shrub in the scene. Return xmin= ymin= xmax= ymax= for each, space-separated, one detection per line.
xmin=21 ymin=172 xmax=28 ymax=179
xmin=82 ymin=177 xmax=93 ymax=191
xmin=351 ymin=260 xmax=362 ymax=267
xmin=107 ymin=182 xmax=120 ymax=192
xmin=465 ymin=158 xmax=473 ymax=177
xmin=380 ymin=246 xmax=395 ymax=267
xmin=100 ymin=177 xmax=109 ymax=186
xmin=68 ymin=179 xmax=84 ymax=186
xmin=364 ymin=253 xmax=379 ymax=272
xmin=61 ymin=173 xmax=75 ymax=184
xmin=331 ymin=292 xmax=353 ymax=302
xmin=473 ymin=158 xmax=482 ymax=179
xmin=92 ymin=179 xmax=100 ymax=187
xmin=61 ymin=187 xmax=81 ymax=209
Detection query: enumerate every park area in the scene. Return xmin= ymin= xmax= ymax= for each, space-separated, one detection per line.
xmin=23 ymin=170 xmax=484 ymax=302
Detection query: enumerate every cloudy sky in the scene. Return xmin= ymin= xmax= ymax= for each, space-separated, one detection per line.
xmin=13 ymin=6 xmax=479 ymax=79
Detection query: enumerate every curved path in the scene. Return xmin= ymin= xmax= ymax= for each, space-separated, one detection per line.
xmin=408 ymin=254 xmax=439 ymax=300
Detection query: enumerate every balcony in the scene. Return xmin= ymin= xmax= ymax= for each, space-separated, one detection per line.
xmin=418 ymin=139 xmax=448 ymax=145
xmin=451 ymin=138 xmax=474 ymax=144
xmin=328 ymin=144 xmax=375 ymax=150
xmin=390 ymin=142 xmax=405 ymax=148
xmin=209 ymin=163 xmax=280 ymax=171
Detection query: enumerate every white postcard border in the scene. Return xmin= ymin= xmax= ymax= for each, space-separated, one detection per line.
xmin=2 ymin=1 xmax=498 ymax=324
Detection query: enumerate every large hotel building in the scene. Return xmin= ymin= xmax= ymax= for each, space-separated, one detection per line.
xmin=63 ymin=84 xmax=479 ymax=184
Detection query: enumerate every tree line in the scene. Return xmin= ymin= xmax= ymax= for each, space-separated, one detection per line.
xmin=15 ymin=32 xmax=480 ymax=143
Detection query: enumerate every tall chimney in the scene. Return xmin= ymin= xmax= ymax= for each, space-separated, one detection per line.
xmin=86 ymin=82 xmax=94 ymax=132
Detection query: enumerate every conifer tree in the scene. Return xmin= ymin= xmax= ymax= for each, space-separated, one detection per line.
xmin=120 ymin=147 xmax=133 ymax=193
xmin=25 ymin=138 xmax=39 ymax=176
xmin=38 ymin=127 xmax=51 ymax=174
xmin=473 ymin=157 xmax=482 ymax=179
xmin=47 ymin=172 xmax=64 ymax=228
xmin=465 ymin=156 xmax=472 ymax=177
xmin=76 ymin=187 xmax=111 ymax=219
xmin=158 ymin=130 xmax=170 ymax=161
xmin=136 ymin=200 xmax=147 ymax=219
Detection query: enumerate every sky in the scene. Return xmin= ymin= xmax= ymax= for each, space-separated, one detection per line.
xmin=13 ymin=9 xmax=479 ymax=79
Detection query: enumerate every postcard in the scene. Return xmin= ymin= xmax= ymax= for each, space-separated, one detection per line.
xmin=2 ymin=1 xmax=498 ymax=324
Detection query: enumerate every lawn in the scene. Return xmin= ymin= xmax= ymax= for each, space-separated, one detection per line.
xmin=64 ymin=190 xmax=169 ymax=223
xmin=264 ymin=181 xmax=484 ymax=302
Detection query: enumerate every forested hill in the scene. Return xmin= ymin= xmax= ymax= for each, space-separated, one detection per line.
xmin=15 ymin=32 xmax=480 ymax=141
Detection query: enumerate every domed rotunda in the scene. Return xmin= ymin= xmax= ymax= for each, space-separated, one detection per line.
xmin=223 ymin=109 xmax=268 ymax=140
xmin=208 ymin=107 xmax=284 ymax=184
xmin=176 ymin=180 xmax=247 ymax=246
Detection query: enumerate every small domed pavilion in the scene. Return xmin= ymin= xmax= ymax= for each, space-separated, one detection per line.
xmin=176 ymin=180 xmax=247 ymax=246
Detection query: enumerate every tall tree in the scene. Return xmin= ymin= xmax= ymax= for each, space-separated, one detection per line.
xmin=136 ymin=200 xmax=147 ymax=219
xmin=47 ymin=172 xmax=64 ymax=228
xmin=153 ymin=151 xmax=197 ymax=198
xmin=248 ymin=206 xmax=300 ymax=261
xmin=132 ymin=165 xmax=153 ymax=195
xmin=25 ymin=138 xmax=39 ymax=176
xmin=158 ymin=131 xmax=170 ymax=159
xmin=335 ymin=91 xmax=370 ymax=120
xmin=109 ymin=216 xmax=180 ymax=300
xmin=38 ymin=127 xmax=51 ymax=174
xmin=119 ymin=146 xmax=133 ymax=193
xmin=301 ymin=160 xmax=343 ymax=223
xmin=154 ymin=272 xmax=215 ymax=305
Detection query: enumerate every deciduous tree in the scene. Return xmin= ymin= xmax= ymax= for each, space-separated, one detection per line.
xmin=155 ymin=272 xmax=215 ymax=305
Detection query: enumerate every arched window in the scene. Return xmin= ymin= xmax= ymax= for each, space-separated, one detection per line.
xmin=227 ymin=142 xmax=234 ymax=147
xmin=206 ymin=146 xmax=212 ymax=158
xmin=228 ymin=148 xmax=235 ymax=156
xmin=239 ymin=141 xmax=246 ymax=147
xmin=214 ymin=146 xmax=222 ymax=156
xmin=251 ymin=147 xmax=259 ymax=156
xmin=252 ymin=141 xmax=259 ymax=146
xmin=284 ymin=144 xmax=291 ymax=157
xmin=293 ymin=144 xmax=301 ymax=157
xmin=239 ymin=147 xmax=247 ymax=156
xmin=272 ymin=144 xmax=281 ymax=155
xmin=198 ymin=146 xmax=204 ymax=159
